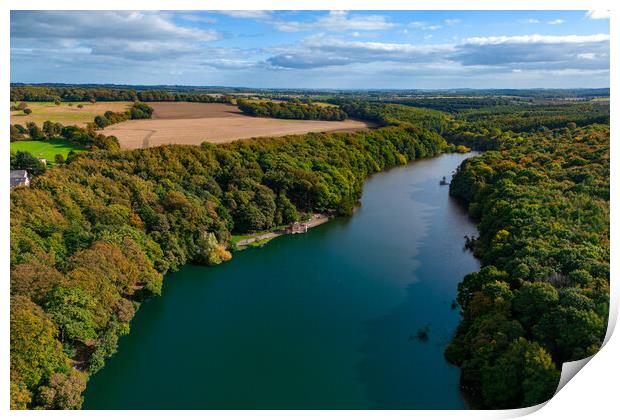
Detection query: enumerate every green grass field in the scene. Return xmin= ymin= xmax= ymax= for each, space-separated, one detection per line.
xmin=10 ymin=139 xmax=87 ymax=162
xmin=230 ymin=232 xmax=280 ymax=251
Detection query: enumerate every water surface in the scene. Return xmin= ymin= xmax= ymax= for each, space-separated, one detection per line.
xmin=84 ymin=152 xmax=480 ymax=409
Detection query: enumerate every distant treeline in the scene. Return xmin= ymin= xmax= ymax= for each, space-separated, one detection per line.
xmin=10 ymin=86 xmax=232 ymax=103
xmin=453 ymin=103 xmax=609 ymax=132
xmin=237 ymin=99 xmax=348 ymax=121
xmin=337 ymin=101 xmax=450 ymax=133
xmin=11 ymin=83 xmax=609 ymax=100
xmin=446 ymin=123 xmax=609 ymax=408
xmin=385 ymin=97 xmax=516 ymax=112
xmin=10 ymin=118 xmax=448 ymax=409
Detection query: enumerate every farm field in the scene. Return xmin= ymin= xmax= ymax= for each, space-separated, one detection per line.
xmin=10 ymin=101 xmax=132 ymax=127
xmin=103 ymin=102 xmax=374 ymax=149
xmin=10 ymin=139 xmax=87 ymax=161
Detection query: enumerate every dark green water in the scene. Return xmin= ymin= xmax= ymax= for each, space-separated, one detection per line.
xmin=83 ymin=153 xmax=480 ymax=409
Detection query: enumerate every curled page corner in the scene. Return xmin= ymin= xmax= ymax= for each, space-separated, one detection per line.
xmin=555 ymin=355 xmax=594 ymax=395
xmin=507 ymin=357 xmax=597 ymax=417
xmin=534 ymin=300 xmax=618 ymax=412
xmin=552 ymin=276 xmax=620 ymax=393
xmin=603 ymin=288 xmax=618 ymax=346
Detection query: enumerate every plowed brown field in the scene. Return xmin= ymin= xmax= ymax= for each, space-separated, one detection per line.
xmin=103 ymin=102 xmax=374 ymax=149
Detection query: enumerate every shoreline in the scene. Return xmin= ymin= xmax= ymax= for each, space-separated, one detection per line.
xmin=232 ymin=213 xmax=331 ymax=250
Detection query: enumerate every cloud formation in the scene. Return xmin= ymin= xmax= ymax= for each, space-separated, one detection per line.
xmin=409 ymin=21 xmax=442 ymax=30
xmin=271 ymin=11 xmax=396 ymax=32
xmin=11 ymin=11 xmax=221 ymax=64
xmin=266 ymin=36 xmax=453 ymax=69
xmin=10 ymin=11 xmax=610 ymax=88
xmin=217 ymin=10 xmax=273 ymax=20
xmin=265 ymin=34 xmax=610 ymax=72
xmin=11 ymin=11 xmax=220 ymax=42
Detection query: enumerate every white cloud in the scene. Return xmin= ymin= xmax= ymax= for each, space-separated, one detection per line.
xmin=178 ymin=14 xmax=217 ymax=24
xmin=520 ymin=19 xmax=540 ymax=24
xmin=577 ymin=53 xmax=598 ymax=60
xmin=272 ymin=11 xmax=395 ymax=32
xmin=205 ymin=59 xmax=262 ymax=70
xmin=463 ymin=34 xmax=610 ymax=45
xmin=217 ymin=11 xmax=272 ymax=20
xmin=409 ymin=21 xmax=442 ymax=30
xmin=586 ymin=10 xmax=611 ymax=19
xmin=11 ymin=11 xmax=220 ymax=42
xmin=443 ymin=19 xmax=461 ymax=26
xmin=547 ymin=19 xmax=565 ymax=25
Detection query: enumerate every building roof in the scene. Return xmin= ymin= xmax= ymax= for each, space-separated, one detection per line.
xmin=10 ymin=170 xmax=29 ymax=187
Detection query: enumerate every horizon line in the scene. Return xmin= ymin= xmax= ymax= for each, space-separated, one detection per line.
xmin=10 ymin=82 xmax=611 ymax=92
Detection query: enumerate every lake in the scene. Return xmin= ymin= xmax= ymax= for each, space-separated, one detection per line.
xmin=83 ymin=152 xmax=480 ymax=409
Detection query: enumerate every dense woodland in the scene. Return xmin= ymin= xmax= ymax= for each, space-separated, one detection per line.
xmin=237 ymin=99 xmax=348 ymax=121
xmin=446 ymin=124 xmax=609 ymax=408
xmin=9 ymin=86 xmax=610 ymax=410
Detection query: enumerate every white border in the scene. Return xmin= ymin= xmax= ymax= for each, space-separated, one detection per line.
xmin=2 ymin=1 xmax=616 ymax=419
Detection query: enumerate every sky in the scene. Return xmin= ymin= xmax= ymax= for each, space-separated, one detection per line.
xmin=10 ymin=10 xmax=610 ymax=89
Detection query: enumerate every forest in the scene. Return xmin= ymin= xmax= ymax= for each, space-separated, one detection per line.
xmin=237 ymin=99 xmax=348 ymax=121
xmin=446 ymin=123 xmax=609 ymax=408
xmin=9 ymin=90 xmax=610 ymax=410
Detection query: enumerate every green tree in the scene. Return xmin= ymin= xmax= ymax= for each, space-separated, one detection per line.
xmin=512 ymin=282 xmax=559 ymax=329
xmin=481 ymin=338 xmax=559 ymax=408
xmin=94 ymin=115 xmax=109 ymax=129
xmin=44 ymin=286 xmax=98 ymax=343
xmin=276 ymin=193 xmax=299 ymax=225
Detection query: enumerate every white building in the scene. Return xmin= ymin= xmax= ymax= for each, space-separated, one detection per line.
xmin=10 ymin=170 xmax=30 ymax=188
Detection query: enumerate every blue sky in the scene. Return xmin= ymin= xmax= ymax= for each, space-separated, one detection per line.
xmin=10 ymin=10 xmax=610 ymax=89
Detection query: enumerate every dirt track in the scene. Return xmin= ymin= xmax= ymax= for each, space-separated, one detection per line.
xmin=103 ymin=102 xmax=374 ymax=149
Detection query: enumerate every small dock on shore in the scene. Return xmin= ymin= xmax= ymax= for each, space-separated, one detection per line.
xmin=233 ymin=213 xmax=331 ymax=249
